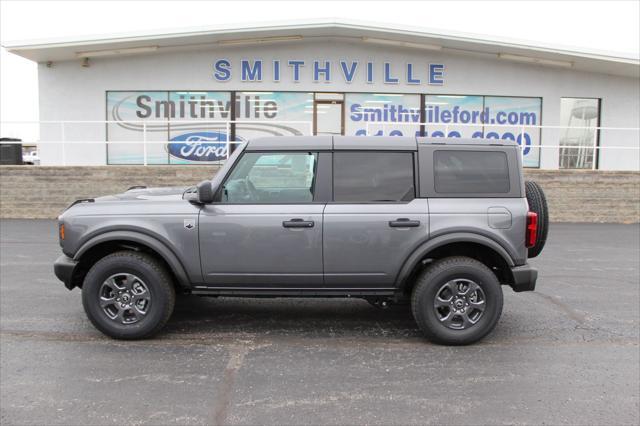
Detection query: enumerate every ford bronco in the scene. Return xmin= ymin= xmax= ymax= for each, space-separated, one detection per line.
xmin=54 ymin=136 xmax=548 ymax=345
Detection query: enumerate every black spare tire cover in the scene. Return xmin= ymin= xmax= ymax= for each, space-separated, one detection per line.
xmin=525 ymin=181 xmax=549 ymax=258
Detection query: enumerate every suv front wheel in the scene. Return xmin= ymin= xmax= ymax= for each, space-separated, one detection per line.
xmin=81 ymin=251 xmax=176 ymax=339
xmin=411 ymin=257 xmax=503 ymax=345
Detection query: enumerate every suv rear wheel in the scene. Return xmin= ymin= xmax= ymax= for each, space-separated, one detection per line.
xmin=81 ymin=251 xmax=176 ymax=339
xmin=411 ymin=256 xmax=503 ymax=345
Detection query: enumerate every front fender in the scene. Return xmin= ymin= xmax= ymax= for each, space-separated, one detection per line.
xmin=74 ymin=230 xmax=192 ymax=288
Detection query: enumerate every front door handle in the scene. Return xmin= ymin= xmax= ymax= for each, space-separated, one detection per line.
xmin=389 ymin=218 xmax=420 ymax=228
xmin=283 ymin=218 xmax=315 ymax=228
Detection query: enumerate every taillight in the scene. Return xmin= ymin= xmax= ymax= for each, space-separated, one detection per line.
xmin=526 ymin=212 xmax=538 ymax=248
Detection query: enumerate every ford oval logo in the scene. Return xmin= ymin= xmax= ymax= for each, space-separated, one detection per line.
xmin=168 ymin=132 xmax=229 ymax=162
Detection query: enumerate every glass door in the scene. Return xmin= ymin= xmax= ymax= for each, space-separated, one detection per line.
xmin=314 ymin=100 xmax=344 ymax=135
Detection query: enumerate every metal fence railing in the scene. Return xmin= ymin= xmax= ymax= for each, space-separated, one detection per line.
xmin=1 ymin=120 xmax=638 ymax=170
xmin=0 ymin=120 xmax=314 ymax=166
xmin=365 ymin=121 xmax=640 ymax=171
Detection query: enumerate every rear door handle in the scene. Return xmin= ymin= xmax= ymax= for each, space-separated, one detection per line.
xmin=389 ymin=218 xmax=420 ymax=228
xmin=283 ymin=218 xmax=315 ymax=228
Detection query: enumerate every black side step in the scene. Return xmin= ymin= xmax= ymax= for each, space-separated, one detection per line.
xmin=191 ymin=286 xmax=396 ymax=297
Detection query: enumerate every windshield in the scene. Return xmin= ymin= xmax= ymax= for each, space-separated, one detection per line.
xmin=210 ymin=141 xmax=247 ymax=190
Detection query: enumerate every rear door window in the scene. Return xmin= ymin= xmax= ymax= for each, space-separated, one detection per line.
xmin=434 ymin=150 xmax=510 ymax=194
xmin=333 ymin=152 xmax=415 ymax=202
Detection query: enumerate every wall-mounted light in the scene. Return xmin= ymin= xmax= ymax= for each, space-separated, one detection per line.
xmin=498 ymin=53 xmax=573 ymax=68
xmin=76 ymin=45 xmax=158 ymax=58
xmin=362 ymin=37 xmax=442 ymax=51
xmin=218 ymin=35 xmax=303 ymax=46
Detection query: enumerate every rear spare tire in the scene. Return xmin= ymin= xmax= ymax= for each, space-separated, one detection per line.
xmin=525 ymin=181 xmax=549 ymax=258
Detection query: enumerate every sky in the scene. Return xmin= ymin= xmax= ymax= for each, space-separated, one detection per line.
xmin=1 ymin=0 xmax=639 ymax=140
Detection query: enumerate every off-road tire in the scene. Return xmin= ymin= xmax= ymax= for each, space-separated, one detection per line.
xmin=411 ymin=256 xmax=503 ymax=345
xmin=525 ymin=180 xmax=549 ymax=258
xmin=82 ymin=251 xmax=175 ymax=340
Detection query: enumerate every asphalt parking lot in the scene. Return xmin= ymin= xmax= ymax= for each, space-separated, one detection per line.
xmin=1 ymin=220 xmax=638 ymax=425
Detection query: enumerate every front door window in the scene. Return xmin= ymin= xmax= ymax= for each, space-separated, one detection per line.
xmin=222 ymin=152 xmax=318 ymax=203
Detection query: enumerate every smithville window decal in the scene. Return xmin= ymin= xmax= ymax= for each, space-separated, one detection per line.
xmin=106 ymin=91 xmax=312 ymax=164
xmin=106 ymin=91 xmax=540 ymax=167
xmin=355 ymin=94 xmax=541 ymax=167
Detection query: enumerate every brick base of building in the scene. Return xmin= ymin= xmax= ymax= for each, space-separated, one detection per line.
xmin=1 ymin=166 xmax=638 ymax=222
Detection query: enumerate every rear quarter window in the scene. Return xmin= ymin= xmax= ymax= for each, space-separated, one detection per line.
xmin=434 ymin=150 xmax=510 ymax=194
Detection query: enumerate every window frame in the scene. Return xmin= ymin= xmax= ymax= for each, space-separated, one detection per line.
xmin=213 ymin=150 xmax=329 ymax=205
xmin=330 ymin=150 xmax=418 ymax=204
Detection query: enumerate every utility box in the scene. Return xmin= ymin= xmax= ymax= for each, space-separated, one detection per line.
xmin=0 ymin=138 xmax=23 ymax=165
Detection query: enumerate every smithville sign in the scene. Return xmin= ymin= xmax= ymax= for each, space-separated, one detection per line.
xmin=213 ymin=59 xmax=445 ymax=85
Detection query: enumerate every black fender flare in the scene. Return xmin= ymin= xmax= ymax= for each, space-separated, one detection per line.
xmin=394 ymin=232 xmax=515 ymax=291
xmin=74 ymin=231 xmax=191 ymax=288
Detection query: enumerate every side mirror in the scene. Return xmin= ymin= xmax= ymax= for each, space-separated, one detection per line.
xmin=196 ymin=180 xmax=215 ymax=204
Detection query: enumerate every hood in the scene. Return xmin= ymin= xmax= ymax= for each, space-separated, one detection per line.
xmin=95 ymin=186 xmax=191 ymax=202
xmin=60 ymin=185 xmax=201 ymax=218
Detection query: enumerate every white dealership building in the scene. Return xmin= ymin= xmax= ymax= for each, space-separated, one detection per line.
xmin=4 ymin=20 xmax=640 ymax=169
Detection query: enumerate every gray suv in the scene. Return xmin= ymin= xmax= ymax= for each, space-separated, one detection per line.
xmin=54 ymin=137 xmax=548 ymax=345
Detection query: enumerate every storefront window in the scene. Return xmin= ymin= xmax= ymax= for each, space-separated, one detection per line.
xmin=484 ymin=96 xmax=541 ymax=168
xmin=106 ymin=90 xmax=544 ymax=168
xmin=345 ymin=93 xmax=421 ymax=137
xmin=559 ymin=98 xmax=600 ymax=169
xmin=234 ymin=92 xmax=313 ymax=141
xmin=167 ymin=91 xmax=231 ymax=164
xmin=107 ymin=91 xmax=169 ymax=164
xmin=422 ymin=95 xmax=541 ymax=168
xmin=424 ymin=95 xmax=483 ymax=138
xmin=106 ymin=91 xmax=231 ymax=164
